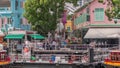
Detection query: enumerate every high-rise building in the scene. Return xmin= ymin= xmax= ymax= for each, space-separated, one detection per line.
xmin=65 ymin=0 xmax=93 ymax=15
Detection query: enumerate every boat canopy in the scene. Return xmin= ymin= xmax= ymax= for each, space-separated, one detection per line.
xmin=29 ymin=34 xmax=45 ymax=40
xmin=5 ymin=34 xmax=24 ymax=39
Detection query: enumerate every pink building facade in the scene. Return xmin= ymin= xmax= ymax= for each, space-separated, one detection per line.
xmin=73 ymin=0 xmax=118 ymax=29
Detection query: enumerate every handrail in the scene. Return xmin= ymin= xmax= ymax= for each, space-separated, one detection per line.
xmin=33 ymin=44 xmax=118 ymax=51
xmin=9 ymin=44 xmax=119 ymax=64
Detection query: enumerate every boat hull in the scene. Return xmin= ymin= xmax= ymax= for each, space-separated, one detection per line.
xmin=104 ymin=61 xmax=120 ymax=68
xmin=0 ymin=61 xmax=10 ymax=66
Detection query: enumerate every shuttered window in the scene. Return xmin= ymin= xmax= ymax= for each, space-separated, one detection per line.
xmin=94 ymin=8 xmax=104 ymax=21
xmin=74 ymin=13 xmax=88 ymax=25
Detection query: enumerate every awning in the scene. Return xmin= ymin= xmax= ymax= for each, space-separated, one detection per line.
xmin=5 ymin=34 xmax=24 ymax=39
xmin=84 ymin=28 xmax=120 ymax=39
xmin=29 ymin=34 xmax=45 ymax=39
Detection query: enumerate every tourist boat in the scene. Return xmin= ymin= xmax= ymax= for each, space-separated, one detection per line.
xmin=104 ymin=50 xmax=120 ymax=68
xmin=0 ymin=44 xmax=10 ymax=66
xmin=0 ymin=50 xmax=10 ymax=65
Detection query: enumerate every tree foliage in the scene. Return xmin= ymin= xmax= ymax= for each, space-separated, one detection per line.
xmin=24 ymin=0 xmax=78 ymax=36
xmin=105 ymin=0 xmax=120 ymax=21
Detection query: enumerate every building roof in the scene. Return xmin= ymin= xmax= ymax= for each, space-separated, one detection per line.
xmin=0 ymin=0 xmax=10 ymax=7
xmin=75 ymin=0 xmax=94 ymax=13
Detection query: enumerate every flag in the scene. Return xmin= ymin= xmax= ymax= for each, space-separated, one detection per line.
xmin=62 ymin=10 xmax=67 ymax=25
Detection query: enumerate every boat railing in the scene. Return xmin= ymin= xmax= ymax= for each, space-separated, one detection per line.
xmin=9 ymin=44 xmax=119 ymax=64
xmin=10 ymin=54 xmax=86 ymax=64
xmin=33 ymin=44 xmax=118 ymax=51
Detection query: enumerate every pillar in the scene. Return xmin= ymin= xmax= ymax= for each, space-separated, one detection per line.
xmin=88 ymin=48 xmax=94 ymax=63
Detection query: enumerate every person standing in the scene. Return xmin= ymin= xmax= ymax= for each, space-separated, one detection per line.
xmin=52 ymin=40 xmax=57 ymax=50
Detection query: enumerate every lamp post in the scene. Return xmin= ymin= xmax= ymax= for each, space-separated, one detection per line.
xmin=34 ymin=31 xmax=37 ymax=49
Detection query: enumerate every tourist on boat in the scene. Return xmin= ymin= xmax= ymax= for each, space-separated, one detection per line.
xmin=89 ymin=40 xmax=96 ymax=48
xmin=3 ymin=45 xmax=9 ymax=55
xmin=45 ymin=42 xmax=50 ymax=50
xmin=16 ymin=42 xmax=23 ymax=54
xmin=37 ymin=41 xmax=43 ymax=50
xmin=51 ymin=40 xmax=57 ymax=50
xmin=61 ymin=40 xmax=67 ymax=48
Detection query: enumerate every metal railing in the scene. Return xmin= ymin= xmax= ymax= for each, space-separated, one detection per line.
xmin=9 ymin=44 xmax=119 ymax=64
xmin=10 ymin=54 xmax=84 ymax=64
xmin=33 ymin=44 xmax=119 ymax=51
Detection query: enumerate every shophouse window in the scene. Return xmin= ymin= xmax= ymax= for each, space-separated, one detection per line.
xmin=79 ymin=0 xmax=83 ymax=6
xmin=15 ymin=1 xmax=18 ymax=10
xmin=20 ymin=18 xmax=22 ymax=25
xmin=1 ymin=18 xmax=3 ymax=27
xmin=20 ymin=0 xmax=25 ymax=8
xmin=94 ymin=8 xmax=104 ymax=21
xmin=7 ymin=18 xmax=11 ymax=24
xmin=86 ymin=7 xmax=90 ymax=14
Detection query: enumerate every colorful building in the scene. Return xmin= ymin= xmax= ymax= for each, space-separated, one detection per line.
xmin=73 ymin=0 xmax=120 ymax=44
xmin=73 ymin=0 xmax=120 ymax=29
xmin=65 ymin=20 xmax=73 ymax=32
xmin=0 ymin=0 xmax=30 ymax=31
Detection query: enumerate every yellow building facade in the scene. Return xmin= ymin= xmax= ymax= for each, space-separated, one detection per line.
xmin=65 ymin=20 xmax=73 ymax=32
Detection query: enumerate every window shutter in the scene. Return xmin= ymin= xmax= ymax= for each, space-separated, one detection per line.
xmin=94 ymin=8 xmax=104 ymax=21
xmin=87 ymin=15 xmax=90 ymax=21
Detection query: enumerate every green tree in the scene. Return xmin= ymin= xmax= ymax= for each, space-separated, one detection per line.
xmin=24 ymin=0 xmax=78 ymax=36
xmin=105 ymin=0 xmax=120 ymax=21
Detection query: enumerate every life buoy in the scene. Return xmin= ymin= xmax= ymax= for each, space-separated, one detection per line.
xmin=71 ymin=55 xmax=76 ymax=61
